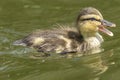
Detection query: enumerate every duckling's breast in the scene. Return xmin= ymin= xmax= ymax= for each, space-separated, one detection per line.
xmin=76 ymin=34 xmax=104 ymax=54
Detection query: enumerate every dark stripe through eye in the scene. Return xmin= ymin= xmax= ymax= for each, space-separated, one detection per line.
xmin=81 ymin=18 xmax=101 ymax=22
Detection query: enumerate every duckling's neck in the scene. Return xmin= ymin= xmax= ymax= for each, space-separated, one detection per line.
xmin=83 ymin=33 xmax=104 ymax=46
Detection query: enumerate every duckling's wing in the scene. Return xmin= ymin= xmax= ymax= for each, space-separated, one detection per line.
xmin=13 ymin=32 xmax=68 ymax=53
xmin=13 ymin=27 xmax=80 ymax=54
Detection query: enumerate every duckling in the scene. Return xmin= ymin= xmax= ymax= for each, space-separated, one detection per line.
xmin=13 ymin=7 xmax=116 ymax=56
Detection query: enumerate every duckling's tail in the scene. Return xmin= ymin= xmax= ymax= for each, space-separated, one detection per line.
xmin=13 ymin=39 xmax=26 ymax=46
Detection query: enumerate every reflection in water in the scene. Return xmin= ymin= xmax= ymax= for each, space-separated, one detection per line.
xmin=0 ymin=49 xmax=115 ymax=80
xmin=81 ymin=50 xmax=114 ymax=80
xmin=26 ymin=49 xmax=115 ymax=80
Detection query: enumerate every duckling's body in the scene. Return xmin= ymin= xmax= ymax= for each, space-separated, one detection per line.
xmin=14 ymin=26 xmax=102 ymax=54
xmin=14 ymin=7 xmax=116 ymax=56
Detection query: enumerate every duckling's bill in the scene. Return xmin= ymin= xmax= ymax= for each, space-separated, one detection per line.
xmin=98 ymin=19 xmax=116 ymax=36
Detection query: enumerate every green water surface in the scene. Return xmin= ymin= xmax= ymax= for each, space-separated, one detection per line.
xmin=0 ymin=0 xmax=120 ymax=80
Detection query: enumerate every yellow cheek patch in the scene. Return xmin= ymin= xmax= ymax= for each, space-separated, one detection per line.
xmin=80 ymin=21 xmax=98 ymax=33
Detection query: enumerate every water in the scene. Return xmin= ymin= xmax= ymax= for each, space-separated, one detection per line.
xmin=0 ymin=0 xmax=120 ymax=80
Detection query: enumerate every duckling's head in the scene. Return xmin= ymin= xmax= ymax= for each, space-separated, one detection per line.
xmin=76 ymin=7 xmax=116 ymax=39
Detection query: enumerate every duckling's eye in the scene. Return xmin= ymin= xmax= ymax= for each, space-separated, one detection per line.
xmin=90 ymin=18 xmax=96 ymax=21
xmin=81 ymin=18 xmax=101 ymax=22
xmin=90 ymin=18 xmax=101 ymax=22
